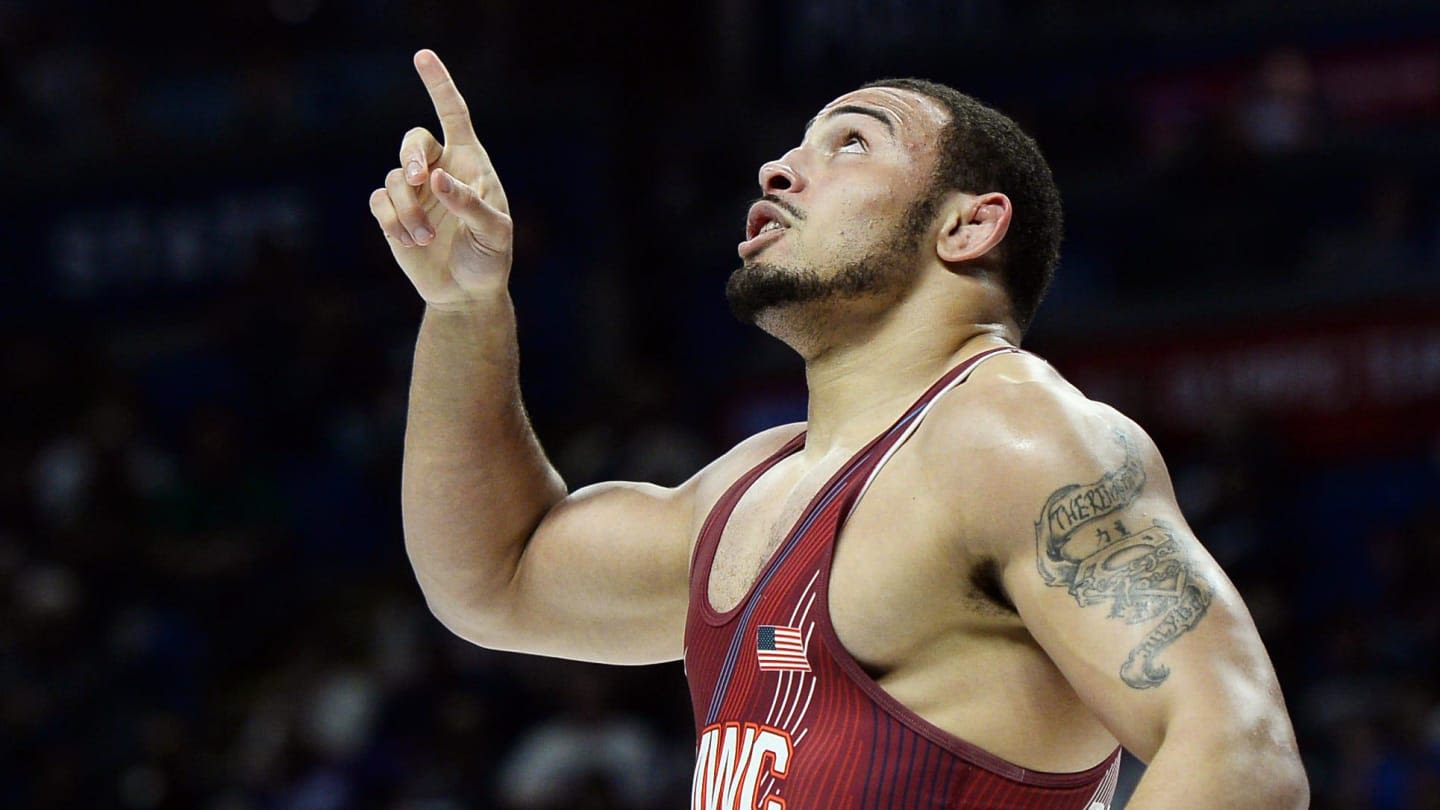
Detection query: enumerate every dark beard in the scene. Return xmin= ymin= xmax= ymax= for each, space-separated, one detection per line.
xmin=724 ymin=255 xmax=898 ymax=324
xmin=725 ymin=192 xmax=938 ymax=325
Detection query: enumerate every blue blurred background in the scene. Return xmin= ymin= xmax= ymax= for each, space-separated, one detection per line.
xmin=2 ymin=0 xmax=1439 ymax=807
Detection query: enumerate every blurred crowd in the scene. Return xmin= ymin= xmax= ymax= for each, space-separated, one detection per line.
xmin=3 ymin=1 xmax=1440 ymax=808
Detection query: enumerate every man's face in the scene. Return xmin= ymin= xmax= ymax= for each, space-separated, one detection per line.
xmin=726 ymin=86 xmax=950 ymax=326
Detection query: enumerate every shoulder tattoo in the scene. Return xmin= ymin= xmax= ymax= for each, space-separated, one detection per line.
xmin=1033 ymin=430 xmax=1212 ymax=689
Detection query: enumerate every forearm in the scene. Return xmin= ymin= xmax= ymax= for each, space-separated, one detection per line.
xmin=401 ymin=290 xmax=567 ymax=628
xmin=1124 ymin=731 xmax=1309 ymax=809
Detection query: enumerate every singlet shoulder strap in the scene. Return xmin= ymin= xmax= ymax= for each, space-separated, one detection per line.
xmin=846 ymin=345 xmax=1018 ymax=515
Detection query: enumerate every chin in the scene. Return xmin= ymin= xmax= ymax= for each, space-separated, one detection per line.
xmin=725 ymin=261 xmax=818 ymax=324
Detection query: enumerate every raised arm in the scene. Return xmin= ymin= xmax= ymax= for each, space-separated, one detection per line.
xmin=368 ymin=50 xmax=693 ymax=665
xmin=937 ymin=362 xmax=1308 ymax=807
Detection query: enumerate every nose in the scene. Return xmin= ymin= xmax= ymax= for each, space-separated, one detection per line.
xmin=758 ymin=150 xmax=805 ymax=195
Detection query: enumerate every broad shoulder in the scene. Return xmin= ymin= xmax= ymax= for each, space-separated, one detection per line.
xmin=911 ymin=351 xmax=1172 ymax=552
xmin=918 ymin=350 xmax=1144 ymax=451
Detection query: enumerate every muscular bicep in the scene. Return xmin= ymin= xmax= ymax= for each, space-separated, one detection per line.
xmin=435 ymin=479 xmax=695 ymax=666
xmin=1028 ymin=429 xmax=1214 ymax=692
xmin=998 ymin=426 xmax=1289 ymax=761
xmin=421 ymin=424 xmax=801 ymax=667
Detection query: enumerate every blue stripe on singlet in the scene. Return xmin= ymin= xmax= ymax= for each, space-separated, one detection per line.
xmin=913 ymin=734 xmax=936 ymax=808
xmin=866 ymin=705 xmax=890 ymax=810
xmin=861 ymin=700 xmax=879 ymax=806
xmin=938 ymin=748 xmax=957 ymax=805
xmin=703 ymin=402 xmax=930 ymax=726
xmin=892 ymin=717 xmax=910 ymax=808
xmin=887 ymin=714 xmax=910 ymax=801
xmin=915 ymin=730 xmax=932 ymax=806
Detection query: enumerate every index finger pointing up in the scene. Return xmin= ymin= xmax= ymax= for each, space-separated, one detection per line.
xmin=413 ymin=49 xmax=480 ymax=148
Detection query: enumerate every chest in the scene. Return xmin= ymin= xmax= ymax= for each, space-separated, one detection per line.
xmin=703 ymin=450 xmax=1001 ymax=669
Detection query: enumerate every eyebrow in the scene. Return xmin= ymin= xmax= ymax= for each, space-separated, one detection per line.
xmin=805 ymin=104 xmax=897 ymax=136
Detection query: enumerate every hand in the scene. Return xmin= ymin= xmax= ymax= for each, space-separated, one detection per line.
xmin=369 ymin=49 xmax=513 ymax=309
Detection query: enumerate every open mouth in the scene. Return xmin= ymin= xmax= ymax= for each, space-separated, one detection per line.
xmin=739 ymin=200 xmax=793 ymax=257
xmin=745 ymin=201 xmax=791 ymax=241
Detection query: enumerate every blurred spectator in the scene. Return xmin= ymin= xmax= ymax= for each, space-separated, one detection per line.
xmin=495 ymin=671 xmax=674 ymax=809
xmin=1304 ymin=175 xmax=1428 ymax=283
xmin=1238 ymin=47 xmax=1325 ymax=155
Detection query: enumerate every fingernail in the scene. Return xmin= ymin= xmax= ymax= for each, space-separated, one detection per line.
xmin=406 ymin=161 xmax=423 ymax=182
xmin=399 ymin=232 xmax=415 ymax=247
xmin=435 ymin=171 xmax=452 ymax=194
xmin=414 ymin=227 xmax=433 ymax=244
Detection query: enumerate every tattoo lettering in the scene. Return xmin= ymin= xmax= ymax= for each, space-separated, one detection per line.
xmin=1033 ymin=431 xmax=1213 ymax=689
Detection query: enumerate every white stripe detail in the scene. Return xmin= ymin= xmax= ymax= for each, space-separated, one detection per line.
xmin=784 ymin=675 xmax=816 ymax=731
xmin=790 ymin=572 xmax=820 ymax=625
xmin=1083 ymin=753 xmax=1121 ymax=809
xmin=764 ymin=670 xmax=788 ymax=725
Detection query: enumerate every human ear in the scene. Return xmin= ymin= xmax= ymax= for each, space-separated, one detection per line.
xmin=936 ymin=192 xmax=1012 ymax=264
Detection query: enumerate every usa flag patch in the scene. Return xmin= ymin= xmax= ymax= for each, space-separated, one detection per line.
xmin=756 ymin=625 xmax=810 ymax=672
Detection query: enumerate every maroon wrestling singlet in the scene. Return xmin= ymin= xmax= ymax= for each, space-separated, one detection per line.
xmin=684 ymin=347 xmax=1121 ymax=809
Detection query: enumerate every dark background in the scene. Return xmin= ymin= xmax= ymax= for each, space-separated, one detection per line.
xmin=3 ymin=1 xmax=1439 ymax=807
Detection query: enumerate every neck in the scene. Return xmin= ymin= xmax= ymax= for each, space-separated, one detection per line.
xmin=746 ymin=261 xmax=1020 ymax=454
xmin=799 ymin=321 xmax=1014 ymax=455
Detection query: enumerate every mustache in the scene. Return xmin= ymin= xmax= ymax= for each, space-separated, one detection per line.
xmin=753 ymin=194 xmax=806 ymax=222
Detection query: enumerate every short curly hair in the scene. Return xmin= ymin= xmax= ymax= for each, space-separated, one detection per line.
xmin=863 ymin=78 xmax=1062 ymax=334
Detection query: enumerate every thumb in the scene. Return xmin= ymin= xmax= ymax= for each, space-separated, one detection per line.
xmin=430 ymin=168 xmax=511 ymax=252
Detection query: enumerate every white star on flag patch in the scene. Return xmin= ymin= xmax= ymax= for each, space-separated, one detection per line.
xmin=756 ymin=624 xmax=810 ymax=672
